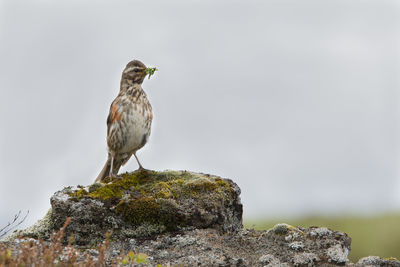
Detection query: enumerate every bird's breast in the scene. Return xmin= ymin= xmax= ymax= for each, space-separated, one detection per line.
xmin=107 ymin=96 xmax=152 ymax=153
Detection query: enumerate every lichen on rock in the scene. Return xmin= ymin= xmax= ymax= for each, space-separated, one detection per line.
xmin=6 ymin=208 xmax=54 ymax=241
xmin=29 ymin=170 xmax=243 ymax=245
xmin=3 ymin=169 xmax=400 ymax=266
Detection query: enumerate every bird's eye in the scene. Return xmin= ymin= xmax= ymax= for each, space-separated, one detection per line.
xmin=134 ymin=69 xmax=140 ymax=73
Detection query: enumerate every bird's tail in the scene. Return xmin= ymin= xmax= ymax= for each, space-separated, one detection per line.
xmin=95 ymin=158 xmax=111 ymax=183
xmin=94 ymin=153 xmax=131 ymax=183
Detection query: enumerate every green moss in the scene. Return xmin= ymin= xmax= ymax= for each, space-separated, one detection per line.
xmin=89 ymin=186 xmax=122 ymax=200
xmin=88 ymin=183 xmax=103 ymax=193
xmin=67 ymin=170 xmax=234 ymax=231
xmin=186 ymin=178 xmax=218 ymax=191
xmin=154 ymin=182 xmax=173 ymax=198
xmin=170 ymin=178 xmax=184 ymax=185
xmin=116 ymin=196 xmax=160 ymax=225
xmin=82 ymin=170 xmax=231 ymax=202
xmin=155 ymin=190 xmax=172 ymax=199
xmin=116 ymin=196 xmax=181 ymax=230
xmin=384 ymin=257 xmax=398 ymax=261
xmin=215 ymin=178 xmax=233 ymax=195
xmin=69 ymin=188 xmax=88 ymax=199
xmin=269 ymin=223 xmax=292 ymax=235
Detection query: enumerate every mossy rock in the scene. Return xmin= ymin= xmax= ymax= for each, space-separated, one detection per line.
xmin=46 ymin=170 xmax=242 ymax=245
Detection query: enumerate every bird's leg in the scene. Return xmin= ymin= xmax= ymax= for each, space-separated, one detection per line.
xmin=109 ymin=155 xmax=114 ymax=177
xmin=109 ymin=154 xmax=122 ymax=180
xmin=133 ymin=152 xmax=149 ymax=172
xmin=133 ymin=152 xmax=144 ymax=170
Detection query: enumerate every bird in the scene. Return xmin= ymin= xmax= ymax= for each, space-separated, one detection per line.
xmin=95 ymin=60 xmax=154 ymax=183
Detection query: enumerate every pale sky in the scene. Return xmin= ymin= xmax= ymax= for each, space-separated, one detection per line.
xmin=0 ymin=0 xmax=399 ymax=230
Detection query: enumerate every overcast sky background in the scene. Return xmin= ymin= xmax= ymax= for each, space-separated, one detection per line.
xmin=0 ymin=0 xmax=399 ymax=230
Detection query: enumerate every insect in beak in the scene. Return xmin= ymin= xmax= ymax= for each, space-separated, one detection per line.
xmin=145 ymin=67 xmax=158 ymax=79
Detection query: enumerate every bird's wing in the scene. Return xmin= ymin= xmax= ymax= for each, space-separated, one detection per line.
xmin=107 ymin=98 xmax=123 ymax=135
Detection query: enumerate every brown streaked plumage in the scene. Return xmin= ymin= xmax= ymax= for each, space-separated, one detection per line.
xmin=95 ymin=60 xmax=153 ymax=183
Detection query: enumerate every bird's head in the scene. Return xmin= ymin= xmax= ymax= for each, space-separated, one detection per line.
xmin=122 ymin=60 xmax=148 ymax=84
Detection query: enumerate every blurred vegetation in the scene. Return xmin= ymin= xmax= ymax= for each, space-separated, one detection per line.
xmin=0 ymin=218 xmax=150 ymax=266
xmin=245 ymin=213 xmax=400 ymax=262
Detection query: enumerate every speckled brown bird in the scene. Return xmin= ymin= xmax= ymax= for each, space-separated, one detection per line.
xmin=95 ymin=60 xmax=153 ymax=183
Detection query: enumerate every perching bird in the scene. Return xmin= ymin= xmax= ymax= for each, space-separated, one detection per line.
xmin=95 ymin=60 xmax=154 ymax=183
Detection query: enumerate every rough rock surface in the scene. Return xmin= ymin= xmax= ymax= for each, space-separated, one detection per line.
xmin=106 ymin=223 xmax=355 ymax=266
xmin=14 ymin=170 xmax=242 ymax=246
xmin=4 ymin=170 xmax=400 ymax=266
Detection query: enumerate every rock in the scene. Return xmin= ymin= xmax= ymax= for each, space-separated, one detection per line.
xmin=11 ymin=170 xmax=243 ymax=246
xmin=10 ymin=221 xmax=356 ymax=266
xmin=268 ymin=223 xmax=291 ymax=235
xmin=9 ymin=208 xmax=54 ymax=240
xmin=3 ymin=170 xmax=400 ymax=266
xmin=258 ymin=254 xmax=282 ymax=266
xmin=292 ymin=252 xmax=319 ymax=266
xmin=289 ymin=241 xmax=304 ymax=251
xmin=327 ymin=244 xmax=349 ymax=264
xmin=356 ymin=256 xmax=400 ymax=267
